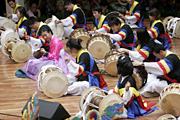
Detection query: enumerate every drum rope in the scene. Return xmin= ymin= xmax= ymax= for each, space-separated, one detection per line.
xmin=167 ymin=18 xmax=180 ymax=38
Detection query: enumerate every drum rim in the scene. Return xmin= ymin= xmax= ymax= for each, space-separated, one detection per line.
xmin=157 ymin=114 xmax=176 ymax=120
xmin=69 ymin=28 xmax=89 ymax=39
xmin=118 ymin=0 xmax=127 ymax=6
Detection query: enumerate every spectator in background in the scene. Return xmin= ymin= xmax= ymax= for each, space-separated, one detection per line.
xmin=27 ymin=2 xmax=41 ymax=18
xmin=90 ymin=0 xmax=101 ymax=9
xmin=46 ymin=0 xmax=57 ymax=17
xmin=80 ymin=0 xmax=91 ymax=17
xmin=99 ymin=0 xmax=112 ymax=15
xmin=56 ymin=0 xmax=70 ymax=19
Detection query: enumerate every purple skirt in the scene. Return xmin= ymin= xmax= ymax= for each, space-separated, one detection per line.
xmin=23 ymin=52 xmax=75 ymax=80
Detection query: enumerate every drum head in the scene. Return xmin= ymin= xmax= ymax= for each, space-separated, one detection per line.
xmin=44 ymin=18 xmax=52 ymax=24
xmin=0 ymin=18 xmax=15 ymax=29
xmin=161 ymin=93 xmax=180 ymax=117
xmin=175 ymin=20 xmax=180 ymax=38
xmin=77 ymin=35 xmax=90 ymax=49
xmin=118 ymin=0 xmax=127 ymax=6
xmin=157 ymin=114 xmax=176 ymax=120
xmin=163 ymin=16 xmax=174 ymax=32
xmin=11 ymin=41 xmax=32 ymax=63
xmin=85 ymin=109 xmax=101 ymax=120
xmin=132 ymin=71 xmax=143 ymax=90
xmin=99 ymin=93 xmax=123 ymax=115
xmin=105 ymin=60 xmax=118 ymax=76
xmin=48 ymin=22 xmax=64 ymax=39
xmin=87 ymin=35 xmax=112 ymax=59
xmin=79 ymin=86 xmax=105 ymax=111
xmin=41 ymin=70 xmax=69 ymax=98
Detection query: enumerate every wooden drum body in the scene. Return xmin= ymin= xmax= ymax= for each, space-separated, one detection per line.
xmin=159 ymin=83 xmax=180 ymax=117
xmin=0 ymin=18 xmax=15 ymax=29
xmin=1 ymin=29 xmax=19 ymax=45
xmin=70 ymin=28 xmax=90 ymax=48
xmin=1 ymin=37 xmax=32 ymax=63
xmin=87 ymin=35 xmax=112 ymax=59
xmin=79 ymin=86 xmax=124 ymax=117
xmin=37 ymin=65 xmax=69 ymax=98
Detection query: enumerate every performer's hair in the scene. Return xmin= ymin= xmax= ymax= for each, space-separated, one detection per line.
xmin=117 ymin=55 xmax=133 ymax=76
xmin=39 ymin=25 xmax=53 ymax=35
xmin=66 ymin=38 xmax=82 ymax=50
xmin=151 ymin=43 xmax=166 ymax=54
xmin=17 ymin=7 xmax=29 ymax=18
xmin=7 ymin=0 xmax=15 ymax=3
xmin=64 ymin=0 xmax=77 ymax=5
xmin=28 ymin=17 xmax=38 ymax=25
xmin=148 ymin=8 xmax=160 ymax=20
xmin=108 ymin=17 xmax=121 ymax=27
xmin=135 ymin=28 xmax=152 ymax=47
xmin=92 ymin=6 xmax=102 ymax=14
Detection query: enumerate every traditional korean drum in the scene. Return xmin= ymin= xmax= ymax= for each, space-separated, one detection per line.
xmin=163 ymin=16 xmax=174 ymax=32
xmin=1 ymin=37 xmax=32 ymax=63
xmin=79 ymin=86 xmax=124 ymax=116
xmin=0 ymin=29 xmax=19 ymax=45
xmin=69 ymin=28 xmax=90 ymax=48
xmin=87 ymin=35 xmax=112 ymax=59
xmin=104 ymin=50 xmax=125 ymax=76
xmin=47 ymin=17 xmax=64 ymax=39
xmin=37 ymin=65 xmax=69 ymax=98
xmin=163 ymin=16 xmax=180 ymax=38
xmin=159 ymin=83 xmax=180 ymax=117
xmin=0 ymin=18 xmax=15 ymax=29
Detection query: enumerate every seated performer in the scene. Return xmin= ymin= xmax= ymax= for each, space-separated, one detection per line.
xmin=118 ymin=28 xmax=157 ymax=62
xmin=22 ymin=25 xmax=75 ymax=80
xmin=148 ymin=8 xmax=171 ymax=50
xmin=101 ymin=16 xmax=136 ymax=50
xmin=88 ymin=6 xmax=111 ymax=35
xmin=118 ymin=0 xmax=146 ymax=28
xmin=16 ymin=7 xmax=31 ymax=39
xmin=133 ymin=43 xmax=180 ymax=96
xmin=25 ymin=17 xmax=50 ymax=52
xmin=55 ymin=0 xmax=89 ymax=38
xmin=111 ymin=55 xmax=157 ymax=119
xmin=65 ymin=38 xmax=108 ymax=95
xmin=7 ymin=0 xmax=22 ymax=23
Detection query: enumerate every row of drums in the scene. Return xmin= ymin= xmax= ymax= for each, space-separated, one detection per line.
xmin=163 ymin=16 xmax=180 ymax=38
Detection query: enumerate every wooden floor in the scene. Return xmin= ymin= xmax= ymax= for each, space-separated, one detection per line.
xmin=1 ymin=20 xmax=180 ymax=120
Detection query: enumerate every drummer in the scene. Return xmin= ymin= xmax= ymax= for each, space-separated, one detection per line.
xmin=133 ymin=43 xmax=180 ymax=97
xmin=16 ymin=7 xmax=31 ymax=39
xmin=25 ymin=17 xmax=51 ymax=51
xmin=100 ymin=16 xmax=136 ymax=50
xmin=118 ymin=28 xmax=158 ymax=62
xmin=7 ymin=0 xmax=22 ymax=23
xmin=118 ymin=0 xmax=146 ymax=29
xmin=65 ymin=38 xmax=108 ymax=95
xmin=88 ymin=6 xmax=111 ymax=35
xmin=111 ymin=55 xmax=157 ymax=119
xmin=55 ymin=0 xmax=89 ymax=38
xmin=148 ymin=8 xmax=171 ymax=50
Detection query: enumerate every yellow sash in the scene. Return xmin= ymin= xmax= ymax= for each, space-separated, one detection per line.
xmin=73 ymin=5 xmax=85 ymax=15
xmin=98 ymin=15 xmax=106 ymax=29
xmin=35 ymin=23 xmax=47 ymax=37
xmin=13 ymin=4 xmax=22 ymax=14
xmin=150 ymin=20 xmax=162 ymax=29
xmin=129 ymin=1 xmax=139 ymax=15
xmin=119 ymin=87 xmax=140 ymax=97
xmin=17 ymin=17 xmax=27 ymax=27
xmin=77 ymin=49 xmax=90 ymax=63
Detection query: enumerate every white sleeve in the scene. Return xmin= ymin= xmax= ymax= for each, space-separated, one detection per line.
xmin=123 ymin=89 xmax=133 ymax=105
xmin=18 ymin=28 xmax=25 ymax=38
xmin=61 ymin=17 xmax=74 ymax=27
xmin=129 ymin=51 xmax=145 ymax=62
xmin=125 ymin=15 xmax=138 ymax=24
xmin=144 ymin=62 xmax=164 ymax=76
xmin=148 ymin=30 xmax=154 ymax=38
xmin=109 ymin=34 xmax=122 ymax=41
xmin=59 ymin=48 xmax=65 ymax=56
xmin=12 ymin=14 xmax=19 ymax=22
xmin=28 ymin=37 xmax=43 ymax=49
xmin=96 ymin=28 xmax=107 ymax=33
xmin=67 ymin=60 xmax=80 ymax=76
